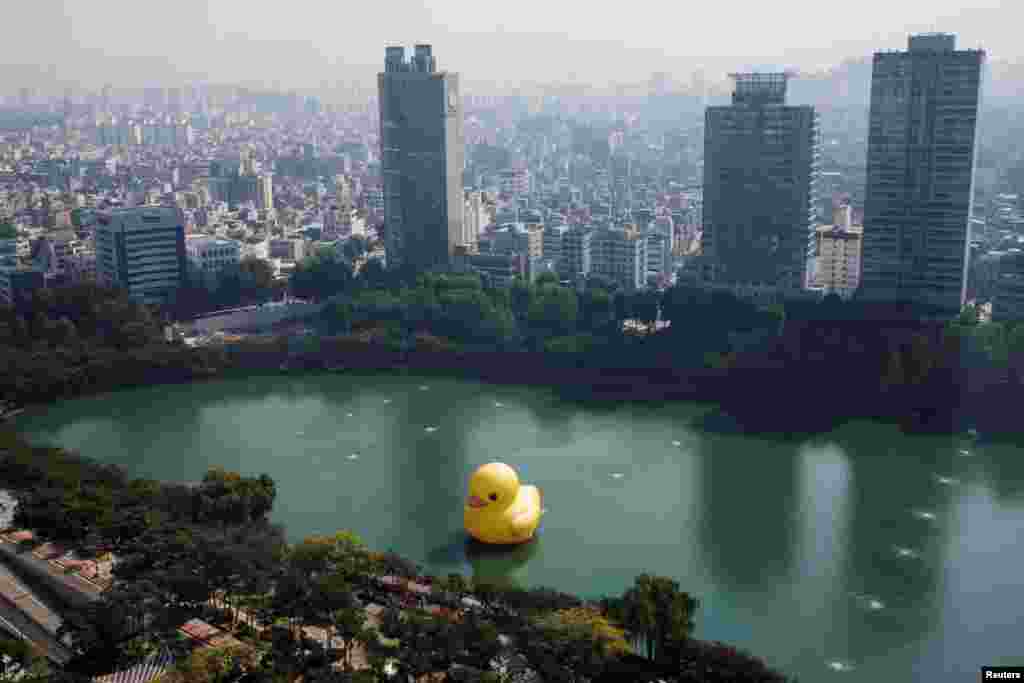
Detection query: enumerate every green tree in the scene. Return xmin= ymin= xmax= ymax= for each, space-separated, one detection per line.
xmin=535 ymin=272 xmax=560 ymax=287
xmin=527 ymin=282 xmax=578 ymax=338
xmin=605 ymin=574 xmax=698 ymax=664
xmin=958 ymin=303 xmax=980 ymax=326
xmin=579 ymin=287 xmax=615 ymax=332
xmin=331 ymin=606 xmax=373 ymax=672
xmin=0 ymin=638 xmax=47 ymax=681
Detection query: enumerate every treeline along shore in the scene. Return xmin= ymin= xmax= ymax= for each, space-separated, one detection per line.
xmin=2 ymin=274 xmax=1024 ymax=441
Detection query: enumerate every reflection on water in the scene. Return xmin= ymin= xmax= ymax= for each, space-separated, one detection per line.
xmin=12 ymin=374 xmax=1024 ymax=682
xmin=698 ymin=438 xmax=799 ymax=598
xmin=464 ymin=535 xmax=543 ymax=590
xmin=425 ymin=529 xmax=544 ymax=591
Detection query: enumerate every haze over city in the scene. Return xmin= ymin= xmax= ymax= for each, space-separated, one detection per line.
xmin=0 ymin=0 xmax=1016 ymax=89
xmin=4 ymin=1 xmax=1024 ymax=682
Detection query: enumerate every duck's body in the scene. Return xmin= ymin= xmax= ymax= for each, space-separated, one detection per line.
xmin=464 ymin=463 xmax=544 ymax=545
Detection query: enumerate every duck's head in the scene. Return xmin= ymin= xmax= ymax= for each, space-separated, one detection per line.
xmin=466 ymin=462 xmax=520 ymax=513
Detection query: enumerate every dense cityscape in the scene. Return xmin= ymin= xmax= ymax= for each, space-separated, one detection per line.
xmin=2 ymin=16 xmax=1024 ymax=683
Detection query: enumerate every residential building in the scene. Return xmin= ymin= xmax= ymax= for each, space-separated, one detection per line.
xmin=95 ymin=207 xmax=187 ymax=304
xmin=31 ymin=230 xmax=76 ymax=275
xmin=591 ymin=227 xmax=647 ymax=290
xmin=860 ymin=33 xmax=985 ymax=313
xmin=378 ymin=44 xmax=464 ymax=271
xmin=0 ymin=236 xmax=18 ymax=268
xmin=269 ymin=239 xmax=307 ymax=262
xmin=257 ymin=174 xmax=274 ymax=211
xmin=812 ymin=205 xmax=864 ymax=297
xmin=186 ymin=236 xmax=241 ymax=276
xmin=702 ymin=72 xmax=820 ymax=297
xmin=466 ymin=252 xmax=523 ymax=287
xmin=543 ymin=224 xmax=569 ymax=271
xmin=499 ymin=168 xmax=530 ymax=196
xmin=561 ymin=225 xmax=592 ymax=279
xmin=66 ymin=251 xmax=97 ymax=283
xmin=646 ymin=231 xmax=672 ymax=281
xmin=994 ymin=250 xmax=1024 ymax=321
xmin=461 ymin=190 xmax=483 ymax=253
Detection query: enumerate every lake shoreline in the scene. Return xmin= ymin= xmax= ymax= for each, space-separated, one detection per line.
xmin=4 ymin=339 xmax=1012 ymax=443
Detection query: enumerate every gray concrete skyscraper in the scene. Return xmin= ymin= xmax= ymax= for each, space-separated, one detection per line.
xmin=378 ymin=45 xmax=464 ymax=271
xmin=701 ymin=73 xmax=819 ymax=298
xmin=860 ymin=33 xmax=984 ymax=313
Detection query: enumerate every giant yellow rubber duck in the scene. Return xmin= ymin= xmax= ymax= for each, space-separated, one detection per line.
xmin=464 ymin=462 xmax=543 ymax=545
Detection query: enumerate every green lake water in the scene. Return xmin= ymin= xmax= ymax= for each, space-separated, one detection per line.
xmin=12 ymin=373 xmax=1024 ymax=681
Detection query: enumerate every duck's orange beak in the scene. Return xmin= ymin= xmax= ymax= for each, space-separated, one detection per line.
xmin=467 ymin=495 xmax=487 ymax=509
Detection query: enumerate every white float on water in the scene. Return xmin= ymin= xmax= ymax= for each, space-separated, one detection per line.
xmin=419 ymin=385 xmax=429 ymax=391
xmin=610 ymin=472 xmax=625 ymax=479
xmin=935 ymin=475 xmax=959 ymax=486
xmin=495 ymin=402 xmax=504 ymax=408
xmin=958 ymin=449 xmax=972 ymax=457
xmin=347 ymin=453 xmax=360 ymax=461
xmin=424 ymin=426 xmax=438 ymax=433
xmin=672 ymin=440 xmax=682 ymax=447
xmin=913 ymin=510 xmax=937 ymax=521
xmin=827 ymin=661 xmax=854 ymax=672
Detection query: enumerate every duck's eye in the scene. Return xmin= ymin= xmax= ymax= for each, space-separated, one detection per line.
xmin=488 ymin=493 xmax=498 ymax=502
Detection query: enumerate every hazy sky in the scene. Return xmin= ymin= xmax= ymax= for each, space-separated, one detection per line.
xmin=2 ymin=0 xmax=1016 ymax=89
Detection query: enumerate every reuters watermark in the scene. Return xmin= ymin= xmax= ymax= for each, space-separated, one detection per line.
xmin=983 ymin=668 xmax=1024 ymax=680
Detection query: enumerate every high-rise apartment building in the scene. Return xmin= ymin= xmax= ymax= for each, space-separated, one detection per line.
xmin=461 ymin=190 xmax=483 ymax=253
xmin=591 ymin=227 xmax=647 ymax=291
xmin=702 ymin=73 xmax=820 ymax=298
xmin=812 ymin=205 xmax=864 ymax=297
xmin=95 ymin=207 xmax=187 ymax=304
xmin=378 ymin=44 xmax=463 ymax=271
xmin=860 ymin=33 xmax=985 ymax=313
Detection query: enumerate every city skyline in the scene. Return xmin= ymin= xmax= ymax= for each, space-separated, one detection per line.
xmin=0 ymin=1 xmax=1011 ymax=91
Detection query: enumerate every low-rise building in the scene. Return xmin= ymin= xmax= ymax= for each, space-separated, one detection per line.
xmin=0 ymin=266 xmax=45 ymax=307
xmin=67 ymin=250 xmax=97 ymax=283
xmin=466 ymin=252 xmax=523 ymax=288
xmin=186 ymin=236 xmax=241 ymax=276
xmin=268 ymin=238 xmax=307 ymax=262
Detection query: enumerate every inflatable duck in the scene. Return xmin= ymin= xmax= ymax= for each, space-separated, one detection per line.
xmin=464 ymin=462 xmax=543 ymax=545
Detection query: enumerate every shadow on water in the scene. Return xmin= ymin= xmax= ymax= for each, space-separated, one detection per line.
xmin=425 ymin=529 xmax=543 ymax=590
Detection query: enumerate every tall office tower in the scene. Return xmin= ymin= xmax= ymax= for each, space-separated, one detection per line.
xmin=702 ymin=73 xmax=820 ymax=297
xmin=860 ymin=33 xmax=985 ymax=313
xmin=95 ymin=207 xmax=187 ymax=304
xmin=378 ymin=44 xmax=464 ymax=271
